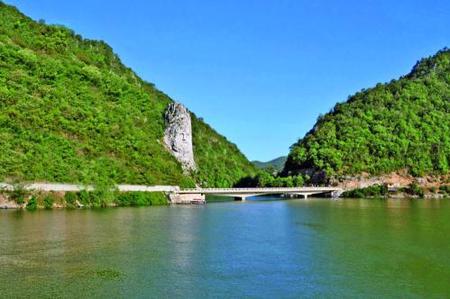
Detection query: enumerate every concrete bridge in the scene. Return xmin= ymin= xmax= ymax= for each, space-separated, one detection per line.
xmin=0 ymin=183 xmax=342 ymax=204
xmin=174 ymin=187 xmax=343 ymax=203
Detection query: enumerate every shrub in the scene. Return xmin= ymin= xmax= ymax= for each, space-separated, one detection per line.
xmin=88 ymin=191 xmax=107 ymax=208
xmin=26 ymin=196 xmax=38 ymax=211
xmin=439 ymin=185 xmax=450 ymax=194
xmin=148 ymin=192 xmax=168 ymax=205
xmin=14 ymin=194 xmax=26 ymax=205
xmin=78 ymin=190 xmax=91 ymax=206
xmin=115 ymin=192 xmax=167 ymax=207
xmin=9 ymin=185 xmax=27 ymax=205
xmin=234 ymin=172 xmax=306 ymax=188
xmin=404 ymin=183 xmax=424 ymax=197
xmin=64 ymin=192 xmax=78 ymax=209
xmin=341 ymin=184 xmax=388 ymax=198
xmin=43 ymin=195 xmax=54 ymax=209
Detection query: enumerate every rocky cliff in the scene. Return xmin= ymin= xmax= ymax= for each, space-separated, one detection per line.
xmin=164 ymin=103 xmax=196 ymax=172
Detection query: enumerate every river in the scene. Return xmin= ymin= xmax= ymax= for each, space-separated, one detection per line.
xmin=1 ymin=197 xmax=449 ymax=298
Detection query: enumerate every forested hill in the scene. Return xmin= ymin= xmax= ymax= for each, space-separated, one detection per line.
xmin=283 ymin=48 xmax=450 ymax=181
xmin=0 ymin=3 xmax=256 ymax=187
xmin=252 ymin=156 xmax=287 ymax=172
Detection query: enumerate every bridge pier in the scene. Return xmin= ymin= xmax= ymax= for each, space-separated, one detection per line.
xmin=234 ymin=196 xmax=246 ymax=201
xmin=168 ymin=193 xmax=205 ymax=204
xmin=331 ymin=190 xmax=342 ymax=199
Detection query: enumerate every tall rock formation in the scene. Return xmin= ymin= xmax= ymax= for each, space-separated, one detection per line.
xmin=164 ymin=103 xmax=196 ymax=172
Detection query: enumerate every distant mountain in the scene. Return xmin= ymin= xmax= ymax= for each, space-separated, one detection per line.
xmin=252 ymin=156 xmax=287 ymax=172
xmin=0 ymin=3 xmax=256 ymax=187
xmin=283 ymin=48 xmax=450 ymax=182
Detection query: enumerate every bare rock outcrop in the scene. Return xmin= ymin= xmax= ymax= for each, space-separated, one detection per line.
xmin=163 ymin=102 xmax=196 ymax=172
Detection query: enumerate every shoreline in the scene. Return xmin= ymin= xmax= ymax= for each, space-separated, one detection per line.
xmin=0 ymin=190 xmax=169 ymax=210
xmin=1 ymin=192 xmax=449 ymax=210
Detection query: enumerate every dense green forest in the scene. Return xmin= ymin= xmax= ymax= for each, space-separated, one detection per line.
xmin=191 ymin=115 xmax=256 ymax=187
xmin=252 ymin=156 xmax=287 ymax=172
xmin=0 ymin=3 xmax=255 ymax=187
xmin=283 ymin=48 xmax=450 ymax=182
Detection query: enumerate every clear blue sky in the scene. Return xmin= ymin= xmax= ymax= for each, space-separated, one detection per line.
xmin=6 ymin=0 xmax=449 ymax=161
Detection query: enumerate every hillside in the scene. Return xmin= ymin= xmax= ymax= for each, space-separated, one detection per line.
xmin=284 ymin=48 xmax=450 ymax=182
xmin=252 ymin=156 xmax=287 ymax=172
xmin=0 ymin=3 xmax=256 ymax=187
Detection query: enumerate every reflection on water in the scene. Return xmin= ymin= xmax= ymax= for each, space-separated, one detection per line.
xmin=1 ymin=198 xmax=450 ymax=297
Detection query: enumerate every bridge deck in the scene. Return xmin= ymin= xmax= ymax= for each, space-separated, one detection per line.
xmin=178 ymin=187 xmax=341 ymax=194
xmin=0 ymin=183 xmax=341 ymax=196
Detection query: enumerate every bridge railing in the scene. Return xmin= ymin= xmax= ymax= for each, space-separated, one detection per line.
xmin=179 ymin=187 xmax=341 ymax=193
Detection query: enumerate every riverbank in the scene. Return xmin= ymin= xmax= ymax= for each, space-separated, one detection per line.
xmin=0 ymin=190 xmax=168 ymax=210
xmin=340 ymin=183 xmax=450 ymax=199
xmin=2 ymin=189 xmax=449 ymax=210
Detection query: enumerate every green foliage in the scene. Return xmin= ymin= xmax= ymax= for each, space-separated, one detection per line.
xmin=65 ymin=190 xmax=167 ymax=208
xmin=235 ymin=170 xmax=305 ymax=187
xmin=341 ymin=184 xmax=389 ymax=198
xmin=284 ymin=49 xmax=450 ymax=181
xmin=78 ymin=190 xmax=91 ymax=206
xmin=43 ymin=194 xmax=54 ymax=209
xmin=9 ymin=184 xmax=26 ymax=204
xmin=64 ymin=192 xmax=78 ymax=208
xmin=0 ymin=3 xmax=254 ymax=188
xmin=402 ymin=183 xmax=424 ymax=197
xmin=191 ymin=115 xmax=257 ymax=187
xmin=114 ymin=192 xmax=167 ymax=206
xmin=92 ymin=178 xmax=117 ymax=207
xmin=26 ymin=195 xmax=37 ymax=210
xmin=439 ymin=185 xmax=450 ymax=194
xmin=252 ymin=156 xmax=287 ymax=172
xmin=66 ymin=190 xmax=105 ymax=208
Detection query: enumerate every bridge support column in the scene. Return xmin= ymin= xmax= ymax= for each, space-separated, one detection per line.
xmin=331 ymin=190 xmax=342 ymax=199
xmin=234 ymin=196 xmax=246 ymax=201
xmin=168 ymin=193 xmax=205 ymax=204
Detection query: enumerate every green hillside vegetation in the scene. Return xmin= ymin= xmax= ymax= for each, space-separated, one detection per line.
xmin=235 ymin=170 xmax=305 ymax=188
xmin=191 ymin=116 xmax=256 ymax=187
xmin=252 ymin=156 xmax=287 ymax=172
xmin=284 ymin=48 xmax=450 ymax=182
xmin=0 ymin=2 xmax=255 ymax=187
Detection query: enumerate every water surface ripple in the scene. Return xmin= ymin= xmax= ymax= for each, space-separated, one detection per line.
xmin=1 ymin=198 xmax=449 ymax=298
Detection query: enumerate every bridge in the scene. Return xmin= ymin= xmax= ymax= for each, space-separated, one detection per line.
xmin=174 ymin=187 xmax=343 ymax=203
xmin=0 ymin=183 xmax=342 ymax=204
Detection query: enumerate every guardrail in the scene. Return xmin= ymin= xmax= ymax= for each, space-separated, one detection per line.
xmin=179 ymin=187 xmax=342 ymax=193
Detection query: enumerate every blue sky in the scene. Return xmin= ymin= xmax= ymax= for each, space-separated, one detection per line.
xmin=6 ymin=0 xmax=449 ymax=161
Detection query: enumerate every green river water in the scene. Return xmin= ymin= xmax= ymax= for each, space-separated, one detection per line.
xmin=1 ymin=197 xmax=449 ymax=298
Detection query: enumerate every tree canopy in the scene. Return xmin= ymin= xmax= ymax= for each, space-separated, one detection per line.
xmin=0 ymin=3 xmax=255 ymax=187
xmin=284 ymin=48 xmax=450 ymax=181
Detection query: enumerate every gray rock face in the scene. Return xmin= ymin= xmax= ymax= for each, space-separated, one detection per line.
xmin=163 ymin=102 xmax=196 ymax=172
